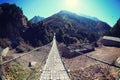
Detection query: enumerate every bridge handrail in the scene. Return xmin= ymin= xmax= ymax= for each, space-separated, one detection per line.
xmin=76 ymin=51 xmax=120 ymax=68
xmin=1 ymin=47 xmax=41 ymax=65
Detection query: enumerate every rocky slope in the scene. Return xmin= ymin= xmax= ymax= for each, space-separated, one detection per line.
xmin=0 ymin=3 xmax=27 ymax=48
xmin=42 ymin=10 xmax=111 ymax=43
xmin=107 ymin=18 xmax=120 ymax=37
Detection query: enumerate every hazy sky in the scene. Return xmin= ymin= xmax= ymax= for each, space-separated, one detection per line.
xmin=0 ymin=0 xmax=120 ymax=27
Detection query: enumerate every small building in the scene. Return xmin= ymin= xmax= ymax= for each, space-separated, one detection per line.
xmin=102 ymin=36 xmax=120 ymax=47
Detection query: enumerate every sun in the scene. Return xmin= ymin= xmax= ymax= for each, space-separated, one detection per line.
xmin=65 ymin=0 xmax=78 ymax=10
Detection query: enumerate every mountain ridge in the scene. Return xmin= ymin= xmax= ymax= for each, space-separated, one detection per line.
xmin=29 ymin=16 xmax=44 ymax=24
xmin=0 ymin=3 xmax=111 ymax=50
xmin=79 ymin=13 xmax=99 ymax=21
xmin=42 ymin=10 xmax=111 ymax=43
xmin=107 ymin=18 xmax=120 ymax=37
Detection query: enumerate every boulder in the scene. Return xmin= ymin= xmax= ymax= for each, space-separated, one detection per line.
xmin=115 ymin=57 xmax=120 ymax=66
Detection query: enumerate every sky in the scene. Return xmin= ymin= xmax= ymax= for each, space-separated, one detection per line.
xmin=0 ymin=0 xmax=120 ymax=27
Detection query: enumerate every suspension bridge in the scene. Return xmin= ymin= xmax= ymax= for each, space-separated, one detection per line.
xmin=40 ymin=34 xmax=71 ymax=80
xmin=0 ymin=34 xmax=71 ymax=80
xmin=0 ymin=35 xmax=120 ymax=80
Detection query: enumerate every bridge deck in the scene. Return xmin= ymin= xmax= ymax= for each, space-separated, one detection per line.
xmin=40 ymin=36 xmax=71 ymax=80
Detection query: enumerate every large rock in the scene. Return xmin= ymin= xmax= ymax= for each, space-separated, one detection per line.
xmin=115 ymin=57 xmax=120 ymax=66
xmin=1 ymin=47 xmax=9 ymax=57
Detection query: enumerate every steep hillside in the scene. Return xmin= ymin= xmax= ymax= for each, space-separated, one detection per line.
xmin=42 ymin=10 xmax=111 ymax=43
xmin=0 ymin=3 xmax=27 ymax=48
xmin=0 ymin=3 xmax=50 ymax=49
xmin=23 ymin=22 xmax=53 ymax=47
xmin=107 ymin=18 xmax=120 ymax=37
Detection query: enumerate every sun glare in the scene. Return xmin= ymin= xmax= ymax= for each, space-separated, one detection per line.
xmin=65 ymin=0 xmax=78 ymax=10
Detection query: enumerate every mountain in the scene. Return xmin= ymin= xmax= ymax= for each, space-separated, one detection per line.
xmin=23 ymin=21 xmax=52 ymax=47
xmin=0 ymin=3 xmax=49 ymax=49
xmin=41 ymin=10 xmax=111 ymax=44
xmin=0 ymin=3 xmax=111 ymax=49
xmin=30 ymin=16 xmax=44 ymax=24
xmin=0 ymin=3 xmax=28 ymax=48
xmin=80 ymin=14 xmax=99 ymax=21
xmin=107 ymin=18 xmax=120 ymax=37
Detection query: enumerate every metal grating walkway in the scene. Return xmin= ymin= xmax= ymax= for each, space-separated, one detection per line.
xmin=40 ymin=35 xmax=71 ymax=80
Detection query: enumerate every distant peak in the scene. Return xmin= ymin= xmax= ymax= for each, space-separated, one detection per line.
xmin=30 ymin=16 xmax=44 ymax=24
xmin=33 ymin=16 xmax=44 ymax=18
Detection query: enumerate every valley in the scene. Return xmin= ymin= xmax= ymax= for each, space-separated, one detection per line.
xmin=4 ymin=42 xmax=120 ymax=80
xmin=0 ymin=3 xmax=120 ymax=80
